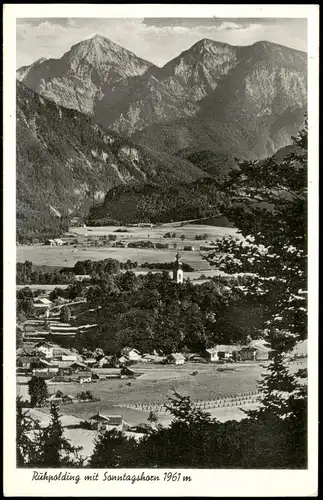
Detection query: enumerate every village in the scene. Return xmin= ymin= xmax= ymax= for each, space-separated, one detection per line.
xmin=16 ymin=248 xmax=307 ymax=461
xmin=15 ymin=220 xmax=308 ymax=465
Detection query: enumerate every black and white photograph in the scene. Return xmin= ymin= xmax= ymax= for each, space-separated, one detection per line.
xmin=3 ymin=4 xmax=319 ymax=497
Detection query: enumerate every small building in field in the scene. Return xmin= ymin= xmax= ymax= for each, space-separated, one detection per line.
xmin=98 ymin=356 xmax=113 ymax=368
xmin=34 ymin=297 xmax=52 ymax=311
xmin=52 ymin=347 xmax=77 ymax=360
xmin=204 ymin=345 xmax=239 ymax=362
xmin=54 ymin=238 xmax=64 ymax=246
xmin=74 ymin=274 xmax=91 ymax=282
xmin=78 ymin=371 xmax=93 ymax=384
xmin=168 ymin=353 xmax=185 ymax=365
xmin=114 ymin=241 xmax=126 ymax=248
xmin=118 ymin=355 xmax=128 ymax=365
xmin=83 ymin=358 xmax=97 ymax=366
xmin=35 ymin=342 xmax=54 ymax=359
xmin=248 ymin=339 xmax=272 ymax=361
xmin=184 ymin=245 xmax=195 ymax=251
xmin=89 ymin=413 xmax=125 ymax=432
xmin=45 ymin=239 xmax=56 ymax=246
xmin=121 ymin=347 xmax=142 ymax=362
xmin=120 ymin=366 xmax=137 ymax=379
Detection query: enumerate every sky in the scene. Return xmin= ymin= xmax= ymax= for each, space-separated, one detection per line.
xmin=16 ymin=17 xmax=307 ymax=68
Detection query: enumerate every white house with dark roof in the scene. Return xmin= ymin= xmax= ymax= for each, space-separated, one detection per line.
xmin=205 ymin=345 xmax=240 ymax=362
xmin=168 ymin=353 xmax=185 ymax=365
xmin=121 ymin=347 xmax=141 ymax=362
xmin=88 ymin=413 xmax=125 ymax=432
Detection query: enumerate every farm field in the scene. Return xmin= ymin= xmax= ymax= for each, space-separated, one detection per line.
xmin=17 ymin=358 xmax=306 ymax=462
xmin=16 ymin=223 xmax=238 ymax=270
xmin=17 ymin=362 xmax=267 ymax=421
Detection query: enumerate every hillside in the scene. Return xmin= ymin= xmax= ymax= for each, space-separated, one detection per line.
xmin=86 ymin=138 xmax=302 ymax=227
xmin=87 ymin=178 xmax=226 ymax=225
xmin=16 ymin=82 xmax=205 ymax=238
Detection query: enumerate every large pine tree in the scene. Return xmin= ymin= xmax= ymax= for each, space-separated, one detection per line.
xmin=204 ymin=122 xmax=308 ymax=423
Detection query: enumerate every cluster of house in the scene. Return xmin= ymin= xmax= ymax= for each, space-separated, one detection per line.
xmin=16 ymin=342 xmax=99 ymax=384
xmin=204 ymin=340 xmax=272 ymax=362
xmin=23 ymin=296 xmax=97 ymax=342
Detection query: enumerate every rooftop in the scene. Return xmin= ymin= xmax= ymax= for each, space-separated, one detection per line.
xmin=89 ymin=413 xmax=123 ymax=425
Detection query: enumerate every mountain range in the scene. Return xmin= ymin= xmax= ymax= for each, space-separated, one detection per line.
xmin=18 ymin=35 xmax=307 ymax=159
xmin=16 ymin=34 xmax=307 ymax=235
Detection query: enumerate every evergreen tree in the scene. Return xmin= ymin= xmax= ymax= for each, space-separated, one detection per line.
xmin=40 ymin=403 xmax=83 ymax=467
xmin=89 ymin=429 xmax=138 ymax=468
xmin=28 ymin=377 xmax=48 ymax=407
xmin=16 ymin=397 xmax=43 ymax=466
xmin=204 ymin=122 xmax=308 ymax=424
xmin=60 ymin=305 xmax=71 ymax=323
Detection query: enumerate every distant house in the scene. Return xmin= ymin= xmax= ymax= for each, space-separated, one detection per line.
xmin=204 ymin=345 xmax=239 ymax=362
xmin=52 ymin=347 xmax=77 ymax=360
xmin=17 ymin=356 xmax=39 ymax=369
xmin=83 ymin=358 xmax=97 ymax=366
xmin=35 ymin=342 xmax=54 ymax=359
xmin=34 ymin=297 xmax=52 ymax=310
xmin=183 ymin=245 xmax=195 ymax=251
xmin=56 ymin=361 xmax=74 ymax=376
xmin=118 ymin=355 xmax=128 ymax=365
xmin=200 ymin=245 xmax=217 ymax=251
xmin=69 ymin=361 xmax=87 ymax=371
xmin=98 ymin=356 xmax=113 ymax=368
xmin=88 ymin=413 xmax=125 ymax=432
xmin=45 ymin=239 xmax=56 ymax=246
xmin=77 ymin=371 xmax=93 ymax=384
xmin=120 ymin=366 xmax=137 ymax=379
xmin=54 ymin=360 xmax=87 ymax=375
xmin=141 ymin=354 xmax=159 ymax=363
xmin=74 ymin=274 xmax=91 ymax=282
xmin=121 ymin=347 xmax=141 ymax=362
xmin=54 ymin=238 xmax=63 ymax=246
xmin=168 ymin=353 xmax=185 ymax=365
xmin=248 ymin=339 xmax=272 ymax=361
xmin=61 ymin=354 xmax=78 ymax=362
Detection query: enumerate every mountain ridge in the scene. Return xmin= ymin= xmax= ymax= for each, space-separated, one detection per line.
xmin=16 ymin=81 xmax=205 ymax=238
xmin=17 ymin=36 xmax=307 ymax=147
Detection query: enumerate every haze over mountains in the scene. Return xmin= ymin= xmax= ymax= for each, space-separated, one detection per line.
xmin=16 ymin=34 xmax=307 ymax=235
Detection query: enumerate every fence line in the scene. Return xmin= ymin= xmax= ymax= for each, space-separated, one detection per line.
xmin=114 ymin=391 xmax=263 ymax=412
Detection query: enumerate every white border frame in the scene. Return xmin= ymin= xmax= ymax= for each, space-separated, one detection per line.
xmin=3 ymin=4 xmax=319 ymax=497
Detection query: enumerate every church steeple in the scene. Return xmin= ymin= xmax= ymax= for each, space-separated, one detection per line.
xmin=173 ymin=252 xmax=184 ymax=283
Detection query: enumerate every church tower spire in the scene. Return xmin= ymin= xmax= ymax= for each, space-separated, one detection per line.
xmin=173 ymin=252 xmax=184 ymax=284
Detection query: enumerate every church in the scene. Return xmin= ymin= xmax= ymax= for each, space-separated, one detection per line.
xmin=172 ymin=252 xmax=184 ymax=284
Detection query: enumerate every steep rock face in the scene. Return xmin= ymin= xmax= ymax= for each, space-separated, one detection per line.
xmin=19 ymin=35 xmax=154 ymax=114
xmin=94 ymin=73 xmax=198 ymax=135
xmin=135 ymin=41 xmax=307 ymax=159
xmin=16 ymin=82 xmax=204 ymax=232
xmin=154 ymin=38 xmax=239 ymax=102
xmin=93 ymin=38 xmax=239 ymax=133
